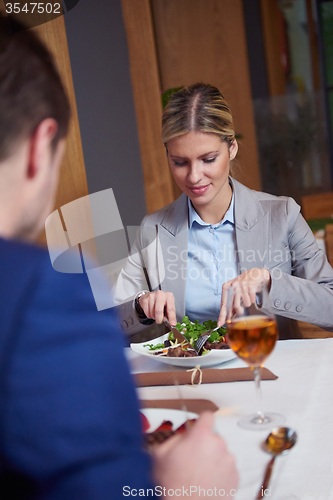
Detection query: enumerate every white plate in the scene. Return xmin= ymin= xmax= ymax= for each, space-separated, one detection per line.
xmin=130 ymin=333 xmax=237 ymax=368
xmin=141 ymin=408 xmax=198 ymax=432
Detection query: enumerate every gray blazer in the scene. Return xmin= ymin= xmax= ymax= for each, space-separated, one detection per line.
xmin=113 ymin=178 xmax=333 ymax=339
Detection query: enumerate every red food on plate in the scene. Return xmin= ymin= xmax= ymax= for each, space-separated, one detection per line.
xmin=144 ymin=418 xmax=197 ymax=448
xmin=140 ymin=412 xmax=150 ymax=432
xmin=174 ymin=419 xmax=196 ymax=433
xmin=154 ymin=420 xmax=173 ymax=432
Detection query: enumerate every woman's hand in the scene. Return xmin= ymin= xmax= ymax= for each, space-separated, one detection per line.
xmin=139 ymin=290 xmax=177 ymax=325
xmin=218 ymin=268 xmax=271 ymax=327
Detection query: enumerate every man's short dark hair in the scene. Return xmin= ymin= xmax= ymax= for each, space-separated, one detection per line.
xmin=0 ymin=17 xmax=70 ymax=161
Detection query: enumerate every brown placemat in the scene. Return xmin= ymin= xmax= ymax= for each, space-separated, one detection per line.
xmin=135 ymin=367 xmax=277 ymax=387
xmin=140 ymin=398 xmax=219 ymax=413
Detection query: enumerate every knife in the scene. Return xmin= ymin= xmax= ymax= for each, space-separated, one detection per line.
xmin=163 ymin=317 xmax=193 ymax=349
xmin=163 ymin=317 xmax=192 ymax=430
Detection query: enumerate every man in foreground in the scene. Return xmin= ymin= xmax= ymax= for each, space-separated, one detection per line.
xmin=0 ymin=17 xmax=237 ymax=498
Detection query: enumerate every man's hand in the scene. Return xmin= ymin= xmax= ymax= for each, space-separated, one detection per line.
xmin=152 ymin=412 xmax=238 ymax=499
xmin=218 ymin=268 xmax=271 ymax=327
xmin=139 ymin=290 xmax=177 ymax=325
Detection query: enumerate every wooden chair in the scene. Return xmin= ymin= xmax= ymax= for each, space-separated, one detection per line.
xmin=301 ymin=192 xmax=333 ymax=266
xmin=301 ymin=192 xmax=333 ymax=220
xmin=298 ymin=321 xmax=333 ymax=338
xmin=297 ymin=196 xmax=333 ymax=338
xmin=326 ymin=224 xmax=333 ymax=266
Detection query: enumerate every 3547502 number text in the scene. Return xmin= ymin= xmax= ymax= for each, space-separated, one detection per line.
xmin=5 ymin=3 xmax=61 ymax=14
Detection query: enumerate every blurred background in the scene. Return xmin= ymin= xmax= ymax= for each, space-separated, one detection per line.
xmin=2 ymin=0 xmax=331 ymax=228
xmin=1 ymin=0 xmax=332 ymax=338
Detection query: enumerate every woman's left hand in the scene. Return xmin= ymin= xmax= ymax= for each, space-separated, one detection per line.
xmin=217 ymin=268 xmax=271 ymax=327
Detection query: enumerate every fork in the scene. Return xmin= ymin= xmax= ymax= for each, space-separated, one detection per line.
xmin=194 ymin=326 xmax=220 ymax=354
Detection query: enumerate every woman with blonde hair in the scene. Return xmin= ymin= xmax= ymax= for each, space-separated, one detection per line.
xmin=114 ymin=83 xmax=333 ymax=339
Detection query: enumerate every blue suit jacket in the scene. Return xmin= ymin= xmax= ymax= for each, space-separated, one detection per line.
xmin=0 ymin=238 xmax=154 ymax=499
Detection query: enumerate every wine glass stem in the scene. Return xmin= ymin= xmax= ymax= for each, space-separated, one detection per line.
xmin=253 ymin=366 xmax=265 ymax=423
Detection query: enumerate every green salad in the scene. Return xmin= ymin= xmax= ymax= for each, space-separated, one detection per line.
xmin=144 ymin=316 xmax=227 ymax=351
xmin=172 ymin=316 xmax=227 ymax=344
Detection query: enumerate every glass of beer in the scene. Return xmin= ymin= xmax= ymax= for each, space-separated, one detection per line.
xmin=226 ymin=283 xmax=284 ymax=430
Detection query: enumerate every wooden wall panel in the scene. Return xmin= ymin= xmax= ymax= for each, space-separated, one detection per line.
xmin=34 ymin=17 xmax=88 ymax=244
xmin=121 ymin=0 xmax=174 ymax=213
xmin=0 ymin=4 xmax=88 ymax=244
xmin=260 ymin=0 xmax=286 ymax=96
xmin=150 ymin=0 xmax=261 ymax=191
xmin=306 ymin=0 xmax=321 ymax=91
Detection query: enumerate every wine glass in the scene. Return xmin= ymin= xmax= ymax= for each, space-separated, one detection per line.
xmin=226 ymin=283 xmax=284 ymax=430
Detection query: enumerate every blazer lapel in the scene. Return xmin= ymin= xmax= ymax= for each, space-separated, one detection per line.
xmin=157 ymin=194 xmax=188 ymax=319
xmin=154 ymin=180 xmax=271 ymax=318
xmin=231 ymin=178 xmax=270 ymax=271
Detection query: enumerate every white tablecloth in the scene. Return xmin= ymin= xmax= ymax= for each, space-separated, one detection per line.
xmin=126 ymin=339 xmax=333 ymax=500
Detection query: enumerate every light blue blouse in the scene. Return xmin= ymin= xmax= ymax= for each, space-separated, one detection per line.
xmin=185 ymin=194 xmax=238 ymax=323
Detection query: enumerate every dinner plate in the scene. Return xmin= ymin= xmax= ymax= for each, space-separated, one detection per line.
xmin=130 ymin=333 xmax=237 ymax=368
xmin=140 ymin=408 xmax=198 ymax=432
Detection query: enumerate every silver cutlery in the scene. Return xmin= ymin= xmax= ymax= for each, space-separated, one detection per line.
xmin=194 ymin=326 xmax=220 ymax=353
xmin=163 ymin=318 xmax=194 ymax=351
xmin=194 ymin=324 xmax=227 ymax=353
xmin=256 ymin=427 xmax=297 ymax=499
xmin=164 ymin=319 xmax=226 ymax=355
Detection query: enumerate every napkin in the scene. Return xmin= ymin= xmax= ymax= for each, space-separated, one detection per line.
xmin=135 ymin=367 xmax=277 ymax=387
xmin=140 ymin=398 xmax=219 ymax=413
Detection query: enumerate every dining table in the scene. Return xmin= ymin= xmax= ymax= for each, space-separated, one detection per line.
xmin=125 ymin=338 xmax=333 ymax=500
